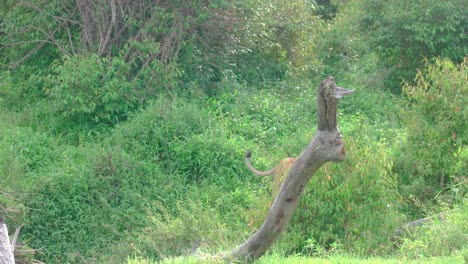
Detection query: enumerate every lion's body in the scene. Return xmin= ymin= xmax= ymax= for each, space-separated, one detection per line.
xmin=245 ymin=151 xmax=296 ymax=198
xmin=271 ymin=157 xmax=295 ymax=197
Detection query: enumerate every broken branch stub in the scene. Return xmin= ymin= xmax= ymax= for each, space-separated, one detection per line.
xmin=222 ymin=77 xmax=354 ymax=262
xmin=317 ymin=77 xmax=354 ymax=132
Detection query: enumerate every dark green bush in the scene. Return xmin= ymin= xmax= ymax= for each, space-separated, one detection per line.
xmin=108 ymin=98 xmax=211 ymax=164
xmin=46 ymin=54 xmax=142 ymax=124
xmin=238 ymin=0 xmax=324 ymax=78
xmin=3 ymin=0 xmax=466 ymax=262
xmin=22 ymin=147 xmax=172 ymax=262
xmin=400 ymin=204 xmax=468 ymax=258
xmin=327 ymin=0 xmax=467 ymax=92
xmin=45 ymin=51 xmax=175 ymax=127
xmin=278 ymin=129 xmax=402 ymax=256
xmin=135 ymin=200 xmax=241 ymax=260
xmin=395 ymin=58 xmax=467 ymax=207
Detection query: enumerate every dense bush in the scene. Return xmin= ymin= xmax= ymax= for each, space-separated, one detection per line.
xmin=22 ymin=147 xmax=171 ymax=262
xmin=239 ymin=0 xmax=324 ymax=76
xmin=1 ymin=0 xmax=241 ymax=123
xmin=275 ymin=121 xmax=402 ymax=256
xmin=400 ymin=204 xmax=468 ymax=258
xmin=395 ymin=58 xmax=467 ymax=211
xmin=325 ymin=0 xmax=467 ymax=92
xmin=46 ymin=54 xmax=138 ymax=124
xmin=135 ymin=200 xmax=241 ymax=260
xmin=1 ymin=0 xmax=466 ymax=263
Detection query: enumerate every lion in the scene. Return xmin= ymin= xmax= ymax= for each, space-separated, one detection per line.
xmin=245 ymin=151 xmax=296 ymax=198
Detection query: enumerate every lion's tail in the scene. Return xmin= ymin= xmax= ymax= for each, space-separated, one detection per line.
xmin=245 ymin=151 xmax=277 ymax=176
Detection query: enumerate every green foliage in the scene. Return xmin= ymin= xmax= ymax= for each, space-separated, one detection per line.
xmin=399 ymin=204 xmax=468 ymax=258
xmin=129 ymin=252 xmax=466 ymax=264
xmin=279 ymin=128 xmax=402 ymax=256
xmin=22 ymin=147 xmax=170 ymax=262
xmin=0 ymin=0 xmax=61 ymax=70
xmin=106 ymin=95 xmax=263 ymax=212
xmin=135 ymin=201 xmax=236 ymax=260
xmin=1 ymin=0 xmax=242 ymax=121
xmin=1 ymin=0 xmax=467 ymax=263
xmin=315 ymin=0 xmax=339 ymax=20
xmin=329 ymin=0 xmax=468 ymax=92
xmin=239 ymin=0 xmax=324 ymax=78
xmin=108 ymin=98 xmax=213 ymax=180
xmin=317 ymin=13 xmax=360 ymax=80
xmin=46 ymin=54 xmax=140 ymax=124
xmin=0 ymin=126 xmax=60 ymax=180
xmin=208 ymin=89 xmax=312 ymax=148
xmin=395 ymin=58 xmax=467 ymax=205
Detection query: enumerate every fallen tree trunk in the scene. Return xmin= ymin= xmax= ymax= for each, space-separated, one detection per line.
xmin=0 ymin=217 xmax=15 ymax=264
xmin=220 ymin=77 xmax=354 ymax=262
xmin=395 ymin=211 xmax=450 ymax=238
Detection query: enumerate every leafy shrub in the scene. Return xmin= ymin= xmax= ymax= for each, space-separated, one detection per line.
xmin=395 ymin=58 xmax=467 ymax=204
xmin=206 ymin=78 xmax=317 ymax=147
xmin=46 ymin=54 xmax=142 ymax=124
xmin=0 ymin=111 xmax=58 ymax=240
xmin=331 ymin=0 xmax=467 ymax=92
xmin=399 ymin=204 xmax=468 ymax=258
xmin=22 ymin=147 xmax=171 ymax=262
xmin=0 ymin=127 xmax=60 ymax=176
xmin=108 ymin=97 xmax=211 ymax=166
xmin=280 ymin=135 xmax=401 ymax=256
xmin=317 ymin=15 xmax=360 ymax=80
xmin=107 ymin=96 xmax=259 ymax=213
xmin=239 ymin=0 xmax=324 ymax=78
xmin=135 ymin=201 xmax=238 ymax=260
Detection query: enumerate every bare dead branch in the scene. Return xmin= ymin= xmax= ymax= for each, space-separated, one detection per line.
xmin=210 ymin=77 xmax=354 ymax=262
xmin=98 ymin=0 xmax=117 ymax=56
xmin=3 ymin=40 xmax=49 ymax=46
xmin=10 ymin=41 xmax=47 ymax=69
xmin=11 ymin=224 xmax=24 ymax=252
xmin=76 ymin=0 xmax=94 ymax=50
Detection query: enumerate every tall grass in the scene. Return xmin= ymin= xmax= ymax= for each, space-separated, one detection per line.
xmin=1 ymin=67 xmax=465 ymax=262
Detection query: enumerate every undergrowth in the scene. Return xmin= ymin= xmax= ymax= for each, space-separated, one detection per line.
xmin=1 ymin=70 xmax=466 ymax=262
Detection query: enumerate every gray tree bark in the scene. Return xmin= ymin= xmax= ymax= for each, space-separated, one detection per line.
xmin=0 ymin=217 xmax=15 ymax=264
xmin=222 ymin=76 xmax=354 ymax=262
xmin=395 ymin=211 xmax=449 ymax=238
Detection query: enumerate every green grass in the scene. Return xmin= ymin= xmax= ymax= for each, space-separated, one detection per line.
xmin=130 ymin=253 xmax=466 ymax=264
xmin=256 ymin=255 xmax=466 ymax=264
xmin=1 ymin=52 xmax=466 ymax=263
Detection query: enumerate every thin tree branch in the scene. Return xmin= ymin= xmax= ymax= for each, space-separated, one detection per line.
xmin=10 ymin=41 xmax=47 ymax=69
xmin=11 ymin=224 xmax=24 ymax=252
xmin=98 ymin=0 xmax=117 ymax=56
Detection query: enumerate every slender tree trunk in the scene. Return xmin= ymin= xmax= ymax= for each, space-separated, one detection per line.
xmin=0 ymin=217 xmax=15 ymax=264
xmin=222 ymin=76 xmax=354 ymax=262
